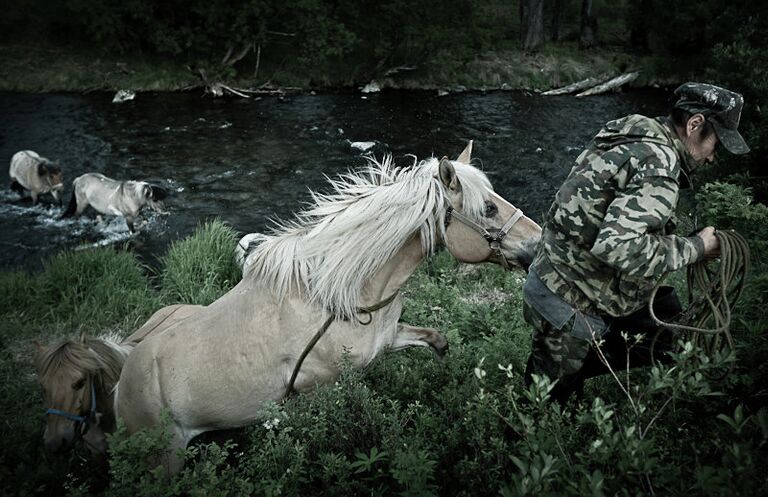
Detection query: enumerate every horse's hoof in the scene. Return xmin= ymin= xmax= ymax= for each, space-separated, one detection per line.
xmin=432 ymin=341 xmax=449 ymax=360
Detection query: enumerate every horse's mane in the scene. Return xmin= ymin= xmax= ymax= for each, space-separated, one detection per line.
xmin=245 ymin=155 xmax=493 ymax=318
xmin=37 ymin=335 xmax=132 ymax=393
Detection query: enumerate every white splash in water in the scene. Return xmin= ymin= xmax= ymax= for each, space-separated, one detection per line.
xmin=2 ymin=187 xmax=165 ymax=251
xmin=349 ymin=140 xmax=376 ymax=152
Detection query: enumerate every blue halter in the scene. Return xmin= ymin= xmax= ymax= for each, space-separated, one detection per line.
xmin=45 ymin=380 xmax=97 ymax=429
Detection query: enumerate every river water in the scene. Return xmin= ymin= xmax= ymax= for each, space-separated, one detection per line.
xmin=0 ymin=89 xmax=668 ymax=271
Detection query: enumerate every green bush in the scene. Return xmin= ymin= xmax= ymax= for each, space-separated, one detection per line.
xmin=160 ymin=219 xmax=241 ymax=305
xmin=695 ymin=181 xmax=768 ymax=261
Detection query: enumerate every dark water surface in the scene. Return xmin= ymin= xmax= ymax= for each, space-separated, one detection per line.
xmin=0 ymin=89 xmax=669 ymax=270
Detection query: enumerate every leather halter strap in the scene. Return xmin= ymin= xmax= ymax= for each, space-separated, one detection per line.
xmin=45 ymin=380 xmax=97 ymax=436
xmin=283 ymin=291 xmax=400 ymax=399
xmin=444 ymin=205 xmax=526 ymax=270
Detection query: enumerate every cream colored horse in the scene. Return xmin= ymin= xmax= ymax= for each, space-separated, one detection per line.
xmin=62 ymin=173 xmax=168 ymax=232
xmin=36 ymin=306 xmax=202 ymax=460
xmin=9 ymin=150 xmax=64 ymax=205
xmin=115 ymin=143 xmax=541 ymax=473
xmin=37 ymin=334 xmax=132 ymax=458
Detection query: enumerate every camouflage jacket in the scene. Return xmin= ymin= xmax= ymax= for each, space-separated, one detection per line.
xmin=528 ymin=114 xmax=705 ymax=318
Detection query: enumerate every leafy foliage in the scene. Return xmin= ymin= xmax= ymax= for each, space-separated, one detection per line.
xmin=160 ymin=219 xmax=241 ymax=305
xmin=1 ymin=189 xmax=767 ymax=495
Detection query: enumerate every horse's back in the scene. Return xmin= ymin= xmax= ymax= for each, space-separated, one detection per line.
xmin=122 ymin=304 xmax=204 ymax=346
xmin=74 ymin=172 xmax=112 ymax=190
xmin=9 ymin=150 xmax=40 ymax=178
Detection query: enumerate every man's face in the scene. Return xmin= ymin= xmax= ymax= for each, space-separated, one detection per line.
xmin=682 ymin=114 xmax=720 ymax=165
xmin=687 ymin=129 xmax=719 ymax=164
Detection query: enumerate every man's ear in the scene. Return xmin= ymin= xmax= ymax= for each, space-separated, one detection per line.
xmin=439 ymin=157 xmax=460 ymax=191
xmin=687 ymin=113 xmax=707 ymax=136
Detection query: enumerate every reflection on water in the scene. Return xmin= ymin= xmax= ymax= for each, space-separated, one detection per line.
xmin=0 ymin=90 xmax=668 ymax=270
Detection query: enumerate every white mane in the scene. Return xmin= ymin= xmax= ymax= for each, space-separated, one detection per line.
xmin=245 ymin=155 xmax=493 ymax=318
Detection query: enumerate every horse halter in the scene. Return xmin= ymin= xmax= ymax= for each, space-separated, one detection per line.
xmin=45 ymin=379 xmax=97 ymax=437
xmin=444 ymin=204 xmax=526 ymax=270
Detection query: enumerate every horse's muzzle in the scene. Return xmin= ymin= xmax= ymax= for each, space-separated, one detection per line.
xmin=44 ymin=429 xmax=77 ymax=453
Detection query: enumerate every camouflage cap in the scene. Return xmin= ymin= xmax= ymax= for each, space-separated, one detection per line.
xmin=673 ymin=82 xmax=750 ymax=154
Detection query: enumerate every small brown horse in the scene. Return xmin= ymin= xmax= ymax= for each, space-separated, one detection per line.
xmin=36 ymin=334 xmax=132 ymax=457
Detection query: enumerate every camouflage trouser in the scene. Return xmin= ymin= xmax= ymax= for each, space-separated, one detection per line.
xmin=522 ymin=301 xmax=592 ymax=402
xmin=523 ymin=287 xmax=683 ymax=403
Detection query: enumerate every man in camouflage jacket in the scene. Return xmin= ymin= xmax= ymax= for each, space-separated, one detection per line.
xmin=523 ymin=82 xmax=750 ymax=403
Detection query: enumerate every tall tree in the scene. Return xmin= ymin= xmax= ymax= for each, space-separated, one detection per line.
xmin=520 ymin=0 xmax=545 ymax=51
xmin=579 ymin=0 xmax=596 ymax=49
xmin=551 ymin=0 xmax=566 ymax=42
xmin=628 ymin=0 xmax=652 ymax=52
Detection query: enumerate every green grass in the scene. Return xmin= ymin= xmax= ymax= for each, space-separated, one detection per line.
xmin=0 ymin=42 xmax=195 ymax=92
xmin=159 ymin=219 xmax=242 ymax=306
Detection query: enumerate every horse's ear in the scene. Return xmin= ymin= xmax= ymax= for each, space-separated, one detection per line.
xmin=79 ymin=330 xmax=87 ymax=344
xmin=149 ymin=185 xmax=168 ymax=201
xmin=456 ymin=140 xmax=473 ymax=164
xmin=439 ymin=157 xmax=460 ymax=191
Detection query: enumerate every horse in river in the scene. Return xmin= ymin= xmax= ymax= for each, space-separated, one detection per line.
xmin=62 ymin=173 xmax=168 ymax=232
xmin=9 ymin=150 xmax=64 ymax=205
xmin=36 ymin=333 xmax=132 ymax=459
xmin=115 ymin=143 xmax=542 ymax=473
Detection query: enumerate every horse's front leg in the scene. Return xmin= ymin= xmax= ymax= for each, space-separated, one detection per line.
xmin=125 ymin=215 xmax=135 ymax=233
xmin=392 ymin=323 xmax=448 ymax=358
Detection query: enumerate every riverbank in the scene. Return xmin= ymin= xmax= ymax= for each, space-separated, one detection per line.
xmin=0 ymin=41 xmax=693 ymax=94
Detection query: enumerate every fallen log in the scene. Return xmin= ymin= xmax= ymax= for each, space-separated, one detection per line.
xmin=575 ymin=71 xmax=640 ymax=97
xmin=541 ymin=77 xmax=601 ymax=96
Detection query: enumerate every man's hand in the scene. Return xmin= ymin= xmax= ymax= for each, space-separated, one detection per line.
xmin=697 ymin=226 xmax=720 ymax=259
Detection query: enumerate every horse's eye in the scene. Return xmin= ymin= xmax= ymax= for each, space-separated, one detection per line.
xmin=484 ymin=201 xmax=498 ymax=218
xmin=73 ymin=378 xmax=86 ymax=390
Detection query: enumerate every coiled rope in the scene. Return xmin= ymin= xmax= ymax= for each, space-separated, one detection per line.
xmin=650 ymin=229 xmax=751 ymax=355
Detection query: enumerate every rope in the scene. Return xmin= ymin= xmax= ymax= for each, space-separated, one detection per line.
xmin=649 ymin=229 xmax=751 ymax=356
xmin=283 ymin=291 xmax=400 ymax=399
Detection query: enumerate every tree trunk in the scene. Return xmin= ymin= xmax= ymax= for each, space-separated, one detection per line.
xmin=551 ymin=0 xmax=566 ymax=42
xmin=579 ymin=0 xmax=596 ymax=49
xmin=629 ymin=0 xmax=652 ymax=52
xmin=521 ymin=0 xmax=546 ymax=51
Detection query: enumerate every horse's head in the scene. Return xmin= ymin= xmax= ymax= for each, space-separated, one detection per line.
xmin=37 ymin=162 xmax=64 ymax=201
xmin=138 ymin=182 xmax=168 ymax=212
xmin=35 ymin=335 xmax=103 ymax=453
xmin=437 ymin=142 xmax=541 ymax=270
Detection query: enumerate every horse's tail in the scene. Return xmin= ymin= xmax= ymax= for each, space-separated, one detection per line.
xmin=61 ymin=191 xmax=77 ymax=218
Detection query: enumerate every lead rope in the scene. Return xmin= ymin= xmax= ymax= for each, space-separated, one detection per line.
xmin=283 ymin=291 xmax=400 ymax=399
xmin=648 ymin=230 xmax=750 ymax=357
